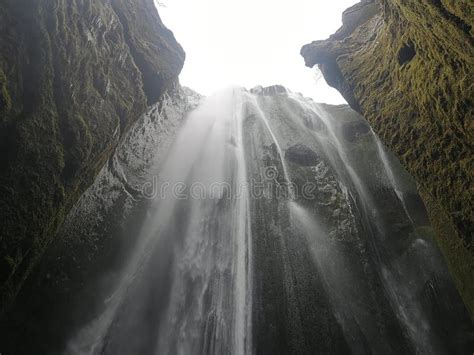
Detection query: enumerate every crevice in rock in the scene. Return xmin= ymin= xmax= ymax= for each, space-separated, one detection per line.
xmin=398 ymin=41 xmax=416 ymax=66
xmin=320 ymin=61 xmax=362 ymax=113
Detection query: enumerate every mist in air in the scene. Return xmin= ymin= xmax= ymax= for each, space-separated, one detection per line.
xmin=2 ymin=1 xmax=472 ymax=354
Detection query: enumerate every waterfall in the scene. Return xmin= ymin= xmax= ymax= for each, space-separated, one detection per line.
xmin=67 ymin=88 xmax=253 ymax=354
xmin=372 ymin=132 xmax=415 ymax=225
xmin=246 ymin=93 xmax=292 ymax=185
xmin=286 ymin=93 xmax=439 ymax=353
xmin=232 ymin=90 xmax=253 ymax=355
xmin=64 ymin=86 xmax=472 ymax=355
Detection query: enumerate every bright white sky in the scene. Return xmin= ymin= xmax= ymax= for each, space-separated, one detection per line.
xmin=158 ymin=0 xmax=357 ymax=104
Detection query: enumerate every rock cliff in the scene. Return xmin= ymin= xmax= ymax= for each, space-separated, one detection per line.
xmin=301 ymin=0 xmax=473 ymax=317
xmin=0 ymin=0 xmax=184 ymax=313
xmin=0 ymin=86 xmax=200 ymax=354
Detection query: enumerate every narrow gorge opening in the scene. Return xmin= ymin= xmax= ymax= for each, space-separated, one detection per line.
xmin=0 ymin=1 xmax=472 ymax=354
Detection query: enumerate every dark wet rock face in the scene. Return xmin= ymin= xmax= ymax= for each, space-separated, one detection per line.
xmin=251 ymin=84 xmax=289 ymax=96
xmin=1 ymin=86 xmax=471 ymax=354
xmin=286 ymin=144 xmax=320 ymax=166
xmin=341 ymin=120 xmax=370 ymax=142
xmin=0 ymin=0 xmax=185 ymax=313
xmin=301 ymin=0 xmax=474 ymax=317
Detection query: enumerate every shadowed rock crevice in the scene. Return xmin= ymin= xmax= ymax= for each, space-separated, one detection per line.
xmin=398 ymin=41 xmax=416 ymax=66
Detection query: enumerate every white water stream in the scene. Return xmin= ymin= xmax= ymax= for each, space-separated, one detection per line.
xmin=64 ymin=87 xmax=470 ymax=355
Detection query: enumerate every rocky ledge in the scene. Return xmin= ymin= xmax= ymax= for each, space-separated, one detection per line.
xmin=301 ymin=0 xmax=473 ymax=316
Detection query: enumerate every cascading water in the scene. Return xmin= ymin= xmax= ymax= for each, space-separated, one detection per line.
xmin=65 ymin=86 xmax=472 ymax=355
xmin=67 ymin=88 xmax=253 ymax=354
xmin=372 ymin=131 xmax=415 ymax=225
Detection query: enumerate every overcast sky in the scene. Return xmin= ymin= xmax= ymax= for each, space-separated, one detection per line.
xmin=159 ymin=0 xmax=357 ymax=104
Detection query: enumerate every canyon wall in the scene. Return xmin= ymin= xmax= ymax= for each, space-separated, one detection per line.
xmin=301 ymin=0 xmax=473 ymax=316
xmin=0 ymin=0 xmax=184 ymax=312
xmin=0 ymin=86 xmax=200 ymax=354
xmin=3 ymin=86 xmax=471 ymax=353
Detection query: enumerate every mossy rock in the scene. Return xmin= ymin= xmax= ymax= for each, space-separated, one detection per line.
xmin=0 ymin=0 xmax=184 ymax=314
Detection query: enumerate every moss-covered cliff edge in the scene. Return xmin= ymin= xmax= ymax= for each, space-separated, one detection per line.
xmin=0 ymin=0 xmax=184 ymax=313
xmin=301 ymin=0 xmax=473 ymax=316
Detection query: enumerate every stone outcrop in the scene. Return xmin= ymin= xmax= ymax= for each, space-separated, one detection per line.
xmin=301 ymin=0 xmax=473 ymax=316
xmin=0 ymin=0 xmax=184 ymax=313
